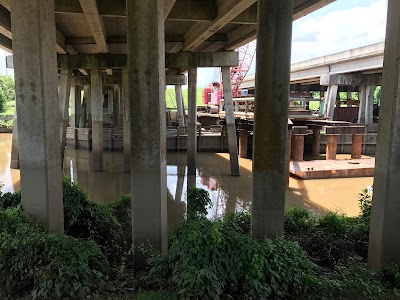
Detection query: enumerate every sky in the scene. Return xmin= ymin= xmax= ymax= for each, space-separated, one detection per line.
xmin=197 ymin=0 xmax=389 ymax=87
xmin=0 ymin=0 xmax=389 ymax=87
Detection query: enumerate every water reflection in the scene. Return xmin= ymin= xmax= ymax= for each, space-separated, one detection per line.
xmin=0 ymin=133 xmax=373 ymax=218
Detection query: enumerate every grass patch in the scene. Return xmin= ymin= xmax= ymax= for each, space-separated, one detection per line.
xmin=166 ymin=87 xmax=204 ymax=109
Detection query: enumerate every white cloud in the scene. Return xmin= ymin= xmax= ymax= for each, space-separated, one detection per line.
xmin=291 ymin=0 xmax=388 ymax=62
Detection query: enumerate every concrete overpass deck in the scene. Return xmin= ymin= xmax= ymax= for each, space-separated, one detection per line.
xmin=240 ymin=41 xmax=384 ymax=89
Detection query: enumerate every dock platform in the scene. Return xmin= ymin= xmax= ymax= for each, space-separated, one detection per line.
xmin=290 ymin=158 xmax=375 ymax=179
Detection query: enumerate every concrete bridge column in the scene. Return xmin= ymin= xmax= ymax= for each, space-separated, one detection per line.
xmin=222 ymin=66 xmax=240 ymax=176
xmin=369 ymin=0 xmax=400 ymax=268
xmin=358 ymin=85 xmax=375 ymax=124
xmin=59 ymin=69 xmax=72 ymax=167
xmin=71 ymin=83 xmax=82 ymax=128
xmin=175 ymin=84 xmax=185 ymax=128
xmin=86 ymin=85 xmax=92 ymax=128
xmin=91 ymin=67 xmax=104 ymax=172
xmin=10 ymin=107 xmax=19 ymax=169
xmin=187 ymin=67 xmax=197 ymax=176
xmin=11 ymin=0 xmax=63 ymax=231
xmin=127 ymin=0 xmax=167 ymax=254
xmin=80 ymin=88 xmax=87 ymax=128
xmin=113 ymin=85 xmax=120 ymax=127
xmin=251 ymin=0 xmax=293 ymax=239
xmin=122 ymin=69 xmax=130 ymax=173
xmin=324 ymin=84 xmax=339 ymax=119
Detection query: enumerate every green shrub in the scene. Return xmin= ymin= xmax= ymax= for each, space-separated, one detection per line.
xmin=284 ymin=208 xmax=369 ymax=268
xmin=285 ymin=207 xmax=317 ymax=233
xmin=381 ymin=262 xmax=400 ymax=291
xmin=186 ymin=187 xmax=212 ymax=220
xmin=0 ymin=207 xmax=108 ymax=299
xmin=359 ymin=188 xmax=373 ymax=224
xmin=0 ymin=190 xmax=21 ymax=209
xmin=298 ymin=260 xmax=389 ymax=300
xmin=146 ymin=219 xmax=315 ymax=299
xmin=0 ymin=179 xmax=131 ymax=266
xmin=223 ymin=211 xmax=251 ymax=234
xmin=62 ymin=178 xmax=126 ymax=265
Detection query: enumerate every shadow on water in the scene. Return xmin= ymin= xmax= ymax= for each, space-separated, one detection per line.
xmin=0 ymin=133 xmax=373 ymax=220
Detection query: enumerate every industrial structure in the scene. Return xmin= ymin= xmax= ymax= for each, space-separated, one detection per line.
xmin=1 ymin=0 xmax=399 ymax=269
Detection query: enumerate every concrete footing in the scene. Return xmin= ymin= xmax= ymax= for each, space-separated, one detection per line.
xmin=326 ymin=135 xmax=338 ymax=160
xmin=351 ymin=134 xmax=363 ymax=159
xmin=239 ymin=129 xmax=248 ymax=158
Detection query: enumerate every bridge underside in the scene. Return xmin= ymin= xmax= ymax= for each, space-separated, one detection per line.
xmin=5 ymin=0 xmax=400 ymax=269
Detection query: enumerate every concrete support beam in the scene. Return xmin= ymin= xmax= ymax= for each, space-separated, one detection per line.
xmin=113 ymin=85 xmax=120 ymax=127
xmin=59 ymin=69 xmax=72 ymax=166
xmin=122 ymin=69 xmax=130 ymax=172
xmin=324 ymin=84 xmax=338 ymax=119
xmin=10 ymin=108 xmax=19 ymax=169
xmin=320 ymin=74 xmax=382 ymax=86
xmin=58 ymin=52 xmax=239 ymax=69
xmin=128 ymin=0 xmax=167 ymax=255
xmin=251 ymin=0 xmax=293 ymax=239
xmin=368 ymin=0 xmax=400 ymax=268
xmin=91 ymin=68 xmax=104 ymax=171
xmin=358 ymin=85 xmax=375 ymax=124
xmin=187 ymin=67 xmax=197 ymax=176
xmin=71 ymin=84 xmax=82 ymax=128
xmin=164 ymin=0 xmax=177 ymax=20
xmin=78 ymin=0 xmax=108 ymax=53
xmin=239 ymin=129 xmax=248 ymax=158
xmin=187 ymin=68 xmax=197 ymax=176
xmin=166 ymin=74 xmax=187 ymax=85
xmin=183 ymin=0 xmax=256 ymax=51
xmin=175 ymin=84 xmax=185 ymax=128
xmin=222 ymin=66 xmax=240 ymax=176
xmin=11 ymin=0 xmax=63 ymax=231
xmin=84 ymin=85 xmax=92 ymax=128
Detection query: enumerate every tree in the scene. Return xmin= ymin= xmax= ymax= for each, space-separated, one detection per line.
xmin=0 ymin=75 xmax=15 ymax=113
xmin=374 ymin=86 xmax=381 ymax=105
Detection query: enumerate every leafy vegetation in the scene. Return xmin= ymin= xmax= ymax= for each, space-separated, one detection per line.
xmin=0 ymin=76 xmax=15 ymax=114
xmin=2 ymin=183 xmax=400 ymax=299
xmin=0 ymin=207 xmax=108 ymax=299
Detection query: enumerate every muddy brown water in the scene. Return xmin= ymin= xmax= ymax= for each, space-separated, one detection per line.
xmin=0 ymin=133 xmax=373 ymax=219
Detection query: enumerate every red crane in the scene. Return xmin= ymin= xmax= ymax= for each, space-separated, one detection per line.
xmin=230 ymin=41 xmax=257 ymax=97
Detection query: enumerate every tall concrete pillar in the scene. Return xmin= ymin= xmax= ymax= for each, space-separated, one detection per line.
xmin=368 ymin=0 xmax=400 ymax=268
xmin=187 ymin=67 xmax=197 ymax=176
xmin=324 ymin=85 xmax=339 ymax=119
xmin=113 ymin=85 xmax=120 ymax=127
xmin=71 ymin=84 xmax=82 ymax=128
xmin=221 ymin=66 xmax=240 ymax=176
xmin=175 ymin=84 xmax=185 ymax=128
xmin=251 ymin=0 xmax=293 ymax=239
xmin=80 ymin=91 xmax=87 ymax=128
xmin=358 ymin=85 xmax=375 ymax=124
xmin=118 ymin=85 xmax=123 ymax=127
xmin=91 ymin=68 xmax=104 ymax=172
xmin=10 ymin=107 xmax=19 ymax=169
xmin=127 ymin=0 xmax=167 ymax=254
xmin=122 ymin=69 xmax=130 ymax=173
xmin=86 ymin=85 xmax=92 ymax=128
xmin=11 ymin=0 xmax=63 ymax=231
xmin=59 ymin=69 xmax=72 ymax=167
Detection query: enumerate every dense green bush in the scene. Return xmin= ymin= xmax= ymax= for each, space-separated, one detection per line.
xmin=0 ymin=179 xmax=131 ymax=266
xmin=0 ymin=207 xmax=108 ymax=299
xmin=186 ymin=186 xmax=212 ymax=220
xmin=0 ymin=190 xmax=21 ymax=209
xmin=146 ymin=218 xmax=315 ymax=299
